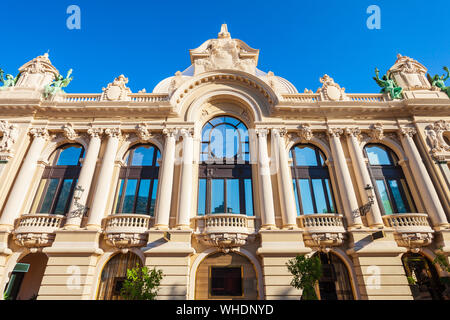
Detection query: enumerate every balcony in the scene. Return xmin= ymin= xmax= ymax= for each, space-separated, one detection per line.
xmin=103 ymin=214 xmax=151 ymax=250
xmin=13 ymin=214 xmax=65 ymax=250
xmin=194 ymin=214 xmax=257 ymax=252
xmin=297 ymin=214 xmax=346 ymax=248
xmin=383 ymin=213 xmax=434 ymax=249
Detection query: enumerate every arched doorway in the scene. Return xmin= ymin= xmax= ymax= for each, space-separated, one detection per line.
xmin=402 ymin=252 xmax=445 ymax=300
xmin=315 ymin=252 xmax=354 ymax=300
xmin=195 ymin=252 xmax=258 ymax=300
xmin=4 ymin=252 xmax=48 ymax=300
xmin=96 ymin=252 xmax=142 ymax=300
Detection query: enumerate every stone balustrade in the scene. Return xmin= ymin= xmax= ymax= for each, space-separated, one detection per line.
xmin=382 ymin=213 xmax=433 ymax=233
xmin=103 ymin=214 xmax=152 ymax=249
xmin=297 ymin=214 xmax=346 ymax=248
xmin=347 ymin=94 xmax=386 ymax=102
xmin=194 ymin=214 xmax=257 ymax=253
xmin=13 ymin=214 xmax=65 ymax=249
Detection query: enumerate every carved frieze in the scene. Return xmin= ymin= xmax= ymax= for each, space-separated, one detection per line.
xmin=426 ymin=120 xmax=450 ymax=160
xmin=0 ymin=120 xmax=19 ymax=154
xmin=101 ymin=75 xmax=131 ymax=101
xmin=317 ymin=75 xmax=348 ymax=101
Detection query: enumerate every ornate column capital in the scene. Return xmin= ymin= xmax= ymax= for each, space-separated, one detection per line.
xmin=62 ymin=123 xmax=78 ymax=141
xmin=29 ymin=128 xmax=50 ymax=140
xmin=255 ymin=128 xmax=269 ymax=138
xmin=271 ymin=128 xmax=287 ymax=138
xmin=162 ymin=127 xmax=177 ymax=138
xmin=104 ymin=128 xmax=122 ymax=139
xmin=179 ymin=127 xmax=194 ymax=138
xmin=327 ymin=128 xmax=343 ymax=138
xmin=345 ymin=127 xmax=361 ymax=138
xmin=400 ymin=127 xmax=417 ymax=138
xmin=87 ymin=127 xmax=104 ymax=138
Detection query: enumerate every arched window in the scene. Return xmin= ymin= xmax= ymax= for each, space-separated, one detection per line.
xmin=290 ymin=144 xmax=335 ymax=215
xmin=364 ymin=144 xmax=416 ymax=215
xmin=402 ymin=253 xmax=445 ymax=300
xmin=112 ymin=144 xmax=161 ymax=215
xmin=315 ymin=252 xmax=354 ymax=300
xmin=30 ymin=144 xmax=84 ymax=215
xmin=96 ymin=252 xmax=142 ymax=300
xmin=198 ymin=116 xmax=253 ymax=216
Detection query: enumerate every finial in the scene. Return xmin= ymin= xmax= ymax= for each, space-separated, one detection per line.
xmin=218 ymin=23 xmax=230 ymax=39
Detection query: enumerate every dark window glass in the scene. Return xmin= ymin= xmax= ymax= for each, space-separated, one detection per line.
xmin=290 ymin=144 xmax=335 ymax=215
xmin=365 ymin=144 xmax=416 ymax=215
xmin=210 ymin=267 xmax=242 ymax=297
xmin=33 ymin=144 xmax=84 ymax=215
xmin=198 ymin=116 xmax=253 ymax=216
xmin=114 ymin=144 xmax=161 ymax=215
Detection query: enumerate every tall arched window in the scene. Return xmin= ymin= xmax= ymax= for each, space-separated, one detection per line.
xmin=30 ymin=144 xmax=84 ymax=215
xmin=315 ymin=252 xmax=354 ymax=300
xmin=290 ymin=144 xmax=335 ymax=215
xmin=198 ymin=116 xmax=254 ymax=216
xmin=364 ymin=144 xmax=416 ymax=215
xmin=112 ymin=144 xmax=161 ymax=215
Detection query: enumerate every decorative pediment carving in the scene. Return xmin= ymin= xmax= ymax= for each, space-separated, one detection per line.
xmin=16 ymin=53 xmax=59 ymax=89
xmin=62 ymin=123 xmax=78 ymax=141
xmin=317 ymin=75 xmax=348 ymax=101
xmin=387 ymin=54 xmax=431 ymax=90
xmin=190 ymin=24 xmax=259 ymax=75
xmin=369 ymin=123 xmax=384 ymax=141
xmin=101 ymin=75 xmax=131 ymax=101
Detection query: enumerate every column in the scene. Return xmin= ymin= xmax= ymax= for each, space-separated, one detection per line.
xmin=400 ymin=127 xmax=449 ymax=228
xmin=154 ymin=128 xmax=176 ymax=229
xmin=345 ymin=128 xmax=384 ymax=228
xmin=272 ymin=128 xmax=297 ymax=228
xmin=64 ymin=128 xmax=103 ymax=229
xmin=256 ymin=129 xmax=276 ymax=228
xmin=328 ymin=128 xmax=363 ymax=228
xmin=0 ymin=128 xmax=49 ymax=228
xmin=176 ymin=128 xmax=194 ymax=229
xmin=86 ymin=128 xmax=121 ymax=230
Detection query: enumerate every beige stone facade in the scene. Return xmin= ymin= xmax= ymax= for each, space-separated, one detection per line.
xmin=0 ymin=25 xmax=449 ymax=300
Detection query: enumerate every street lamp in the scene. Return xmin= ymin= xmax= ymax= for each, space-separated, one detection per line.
xmin=359 ymin=184 xmax=375 ymax=216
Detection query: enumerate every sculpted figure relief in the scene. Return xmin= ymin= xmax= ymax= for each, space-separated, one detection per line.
xmin=0 ymin=120 xmax=19 ymax=153
xmin=373 ymin=68 xmax=403 ymax=100
xmin=0 ymin=68 xmax=20 ymax=89
xmin=43 ymin=69 xmax=73 ymax=98
xmin=427 ymin=67 xmax=450 ymax=97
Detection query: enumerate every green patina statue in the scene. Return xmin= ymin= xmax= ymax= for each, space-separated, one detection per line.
xmin=427 ymin=66 xmax=450 ymax=97
xmin=373 ymin=68 xmax=403 ymax=100
xmin=43 ymin=69 xmax=73 ymax=98
xmin=0 ymin=68 xmax=20 ymax=89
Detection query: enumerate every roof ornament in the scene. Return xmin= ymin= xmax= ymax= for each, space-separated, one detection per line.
xmin=218 ymin=23 xmax=231 ymax=39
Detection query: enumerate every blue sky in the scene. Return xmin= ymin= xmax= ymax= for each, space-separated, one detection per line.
xmin=1 ymin=0 xmax=449 ymax=94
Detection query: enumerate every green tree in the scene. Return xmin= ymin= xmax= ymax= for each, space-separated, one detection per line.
xmin=286 ymin=254 xmax=322 ymax=300
xmin=120 ymin=264 xmax=163 ymax=300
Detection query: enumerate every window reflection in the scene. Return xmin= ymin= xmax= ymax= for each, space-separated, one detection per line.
xmin=290 ymin=144 xmax=335 ymax=215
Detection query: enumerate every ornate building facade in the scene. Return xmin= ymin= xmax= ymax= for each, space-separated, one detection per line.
xmin=0 ymin=25 xmax=449 ymax=300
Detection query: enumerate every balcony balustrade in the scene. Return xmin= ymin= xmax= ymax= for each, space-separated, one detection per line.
xmin=13 ymin=214 xmax=65 ymax=250
xmin=297 ymin=214 xmax=346 ymax=248
xmin=103 ymin=214 xmax=152 ymax=249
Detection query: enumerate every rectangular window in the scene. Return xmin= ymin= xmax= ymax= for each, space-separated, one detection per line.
xmin=198 ymin=179 xmax=206 ymax=215
xmin=149 ymin=179 xmax=158 ymax=216
xmin=324 ymin=179 xmax=335 ymax=213
xmin=39 ymin=179 xmax=59 ymax=213
xmin=210 ymin=267 xmax=242 ymax=297
xmin=312 ymin=179 xmax=328 ymax=213
xmin=122 ymin=179 xmax=138 ymax=213
xmin=244 ymin=179 xmax=254 ymax=216
xmin=293 ymin=179 xmax=301 ymax=216
xmin=299 ymin=179 xmax=314 ymax=214
xmin=211 ymin=179 xmax=225 ymax=213
xmin=226 ymin=179 xmax=240 ymax=214
xmin=388 ymin=180 xmax=407 ymax=213
xmin=376 ymin=180 xmax=393 ymax=215
xmin=114 ymin=179 xmax=125 ymax=213
xmin=135 ymin=179 xmax=150 ymax=214
xmin=54 ymin=179 xmax=74 ymax=214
